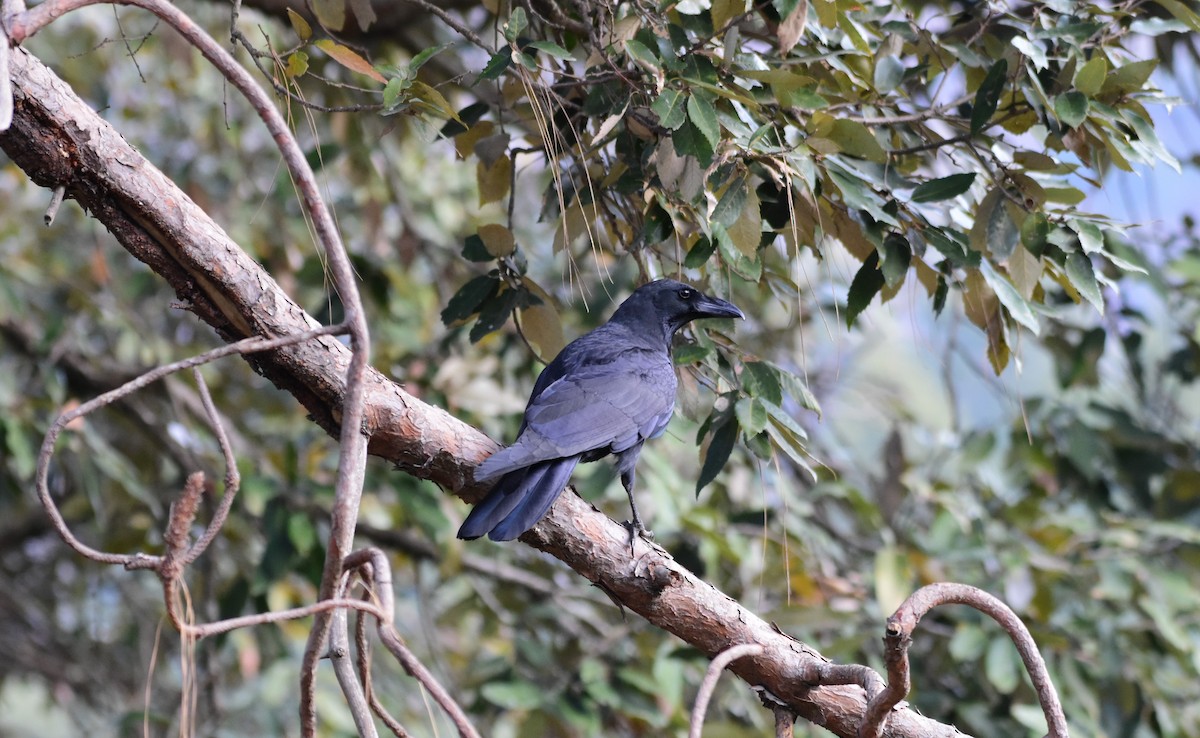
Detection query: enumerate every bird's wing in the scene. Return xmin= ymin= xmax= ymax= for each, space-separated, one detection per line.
xmin=474 ymin=352 xmax=676 ymax=480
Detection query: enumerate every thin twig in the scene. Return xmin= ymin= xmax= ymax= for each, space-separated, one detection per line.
xmin=773 ymin=706 xmax=795 ymax=738
xmin=185 ymin=598 xmax=387 ymax=639
xmin=181 ymin=367 xmax=240 ymax=565
xmin=859 ymin=582 xmax=1068 ymax=738
xmin=401 ymin=0 xmax=492 ymax=53
xmin=345 ymin=549 xmax=482 ymax=738
xmin=689 ymin=643 xmax=764 ymax=738
xmin=355 ymin=585 xmax=412 ymax=738
xmin=43 ymin=184 xmax=65 ymax=224
xmin=331 ymin=586 xmax=380 ymax=738
xmin=35 ymin=325 xmax=346 ymax=569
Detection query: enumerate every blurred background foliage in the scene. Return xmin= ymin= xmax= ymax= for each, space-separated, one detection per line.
xmin=1 ymin=0 xmax=1199 ymax=736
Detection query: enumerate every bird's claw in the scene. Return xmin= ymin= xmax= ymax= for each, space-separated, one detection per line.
xmin=622 ymin=520 xmax=654 ymax=556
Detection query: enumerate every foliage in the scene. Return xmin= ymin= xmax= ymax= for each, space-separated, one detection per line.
xmin=1 ymin=1 xmax=1200 ymax=737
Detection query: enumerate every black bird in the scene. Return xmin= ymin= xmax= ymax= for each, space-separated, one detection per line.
xmin=458 ymin=279 xmax=744 ymax=542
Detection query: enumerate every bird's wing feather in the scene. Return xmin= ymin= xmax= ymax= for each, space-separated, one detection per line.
xmin=473 ymin=352 xmax=675 ymax=480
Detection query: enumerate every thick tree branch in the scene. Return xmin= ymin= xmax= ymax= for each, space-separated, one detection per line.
xmin=1 ymin=47 xmax=970 ymax=738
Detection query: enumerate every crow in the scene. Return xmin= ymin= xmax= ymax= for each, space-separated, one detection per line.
xmin=457 ymin=279 xmax=744 ymax=542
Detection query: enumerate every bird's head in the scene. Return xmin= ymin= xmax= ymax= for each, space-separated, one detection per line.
xmin=614 ymin=278 xmax=745 ymax=338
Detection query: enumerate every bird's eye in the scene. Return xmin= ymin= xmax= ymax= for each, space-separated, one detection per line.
xmin=678 ymin=288 xmax=694 ymax=300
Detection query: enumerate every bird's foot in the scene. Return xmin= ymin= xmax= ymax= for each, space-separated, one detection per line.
xmin=621 ymin=520 xmax=654 ymax=556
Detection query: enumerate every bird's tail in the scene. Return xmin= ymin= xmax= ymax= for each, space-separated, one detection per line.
xmin=457 ymin=456 xmax=580 ymax=541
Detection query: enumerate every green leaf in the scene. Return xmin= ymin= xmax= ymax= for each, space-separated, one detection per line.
xmin=971 ymin=59 xmax=1008 ymax=134
xmin=1020 ymin=212 xmax=1050 ymax=256
xmin=482 ymin=681 xmax=543 ymax=709
xmin=651 ymin=87 xmax=687 ymax=130
xmin=440 ymin=274 xmax=498 ymax=325
xmin=286 ymin=9 xmax=312 ymax=41
xmin=673 ymin=342 xmax=712 ymax=365
xmin=742 ymin=361 xmax=783 ymax=405
xmin=286 ymin=52 xmax=310 ymax=78
xmin=1101 ymin=59 xmax=1158 ymax=95
xmin=503 ymin=6 xmax=528 ymax=43
xmin=711 ymin=178 xmax=748 ymax=227
xmin=1008 ymin=243 xmax=1042 ymax=299
xmin=2 ymin=416 xmax=34 ymax=479
xmin=624 ymin=39 xmax=661 ymax=70
xmin=912 ymin=173 xmax=976 ymax=203
xmin=409 ymin=43 xmax=450 ymax=74
xmin=686 ymin=93 xmax=721 ymax=149
xmin=1054 ymin=91 xmax=1089 ymax=129
xmin=1154 ymin=0 xmax=1200 ymax=32
xmin=980 ymin=260 xmax=1040 ymax=335
xmin=928 ymin=227 xmax=979 ymax=268
xmin=985 ymin=637 xmax=1020 ymax=695
xmin=760 ymin=400 xmax=814 ymax=478
xmin=697 ymin=416 xmax=739 ymax=495
xmin=673 ymin=119 xmax=715 ymax=166
xmin=828 ymin=119 xmax=887 ymax=163
xmin=684 ymin=236 xmax=717 ymax=268
xmin=1065 ymin=252 xmax=1104 ymax=314
xmin=986 ymin=196 xmax=1020 ymax=260
xmin=469 ymin=286 xmax=524 ymax=342
xmin=714 ymin=224 xmax=763 ymax=281
xmin=933 ymin=274 xmax=949 ymax=315
xmin=792 ymin=88 xmax=829 ymax=110
xmin=735 ymin=397 xmax=767 ymax=436
xmin=478 ymin=47 xmax=513 ymax=81
xmin=880 ymin=234 xmax=911 ymax=288
xmin=873 ymin=55 xmax=905 ymax=93
xmin=846 ymin=250 xmax=884 ymax=328
xmin=1073 ymin=219 xmax=1103 ymax=253
xmin=874 ymin=545 xmax=911 ymax=614
xmin=527 ymin=40 xmax=573 ymax=59
xmin=1074 ymin=56 xmax=1107 ymax=96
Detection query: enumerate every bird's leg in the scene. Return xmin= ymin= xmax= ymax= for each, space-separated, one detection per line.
xmin=620 ymin=468 xmax=653 ymax=554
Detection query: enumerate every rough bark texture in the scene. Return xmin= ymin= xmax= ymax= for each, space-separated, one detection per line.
xmin=1 ymin=46 xmax=969 ymax=738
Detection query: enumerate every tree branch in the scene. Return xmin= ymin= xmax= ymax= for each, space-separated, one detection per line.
xmin=860 ymin=583 xmax=1068 ymax=738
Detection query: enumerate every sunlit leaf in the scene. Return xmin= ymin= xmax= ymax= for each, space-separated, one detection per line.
xmin=686 ymin=92 xmax=721 ymax=149
xmin=527 ymin=40 xmax=573 ymax=60
xmin=1054 ymin=91 xmax=1088 ymax=129
xmin=735 ymin=397 xmax=767 ymax=435
xmin=981 ymin=260 xmax=1040 ymax=335
xmin=828 ymin=119 xmax=887 ymax=163
xmin=1074 ymin=56 xmax=1107 ymax=96
xmin=314 ymin=40 xmax=386 ymax=83
xmin=503 ymin=6 xmax=528 ymax=43
xmin=652 ymin=87 xmax=687 ymax=130
xmin=286 ymin=52 xmax=309 ymax=78
xmin=286 ymin=8 xmax=312 ymax=41
xmin=873 ymin=55 xmax=904 ymax=93
xmin=477 ymin=155 xmax=512 ymax=205
xmin=478 ymin=224 xmax=515 ymax=257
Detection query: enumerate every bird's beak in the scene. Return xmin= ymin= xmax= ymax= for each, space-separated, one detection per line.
xmin=694 ymin=292 xmax=745 ymax=321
